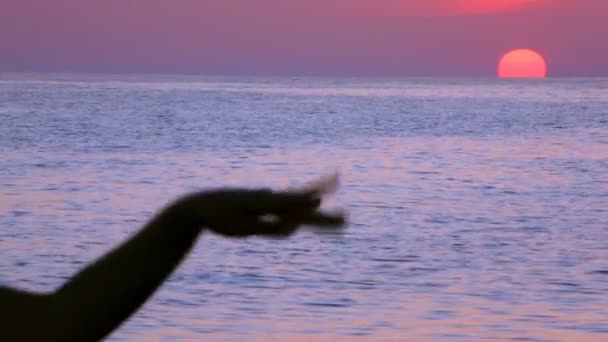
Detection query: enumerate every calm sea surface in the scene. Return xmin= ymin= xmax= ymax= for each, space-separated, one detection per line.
xmin=1 ymin=74 xmax=607 ymax=341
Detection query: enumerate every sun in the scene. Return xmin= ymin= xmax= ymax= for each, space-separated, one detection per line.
xmin=498 ymin=49 xmax=547 ymax=78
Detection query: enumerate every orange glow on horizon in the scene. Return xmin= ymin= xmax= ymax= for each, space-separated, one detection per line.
xmin=498 ymin=49 xmax=547 ymax=78
xmin=450 ymin=0 xmax=550 ymax=14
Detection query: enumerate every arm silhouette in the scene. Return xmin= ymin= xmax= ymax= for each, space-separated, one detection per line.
xmin=0 ymin=176 xmax=345 ymax=341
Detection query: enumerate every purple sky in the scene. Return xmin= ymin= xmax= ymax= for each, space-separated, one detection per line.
xmin=1 ymin=0 xmax=606 ymax=76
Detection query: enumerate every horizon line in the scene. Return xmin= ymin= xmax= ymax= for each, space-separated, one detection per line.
xmin=2 ymin=70 xmax=608 ymax=80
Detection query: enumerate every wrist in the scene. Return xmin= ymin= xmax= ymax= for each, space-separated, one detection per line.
xmin=160 ymin=194 xmax=208 ymax=231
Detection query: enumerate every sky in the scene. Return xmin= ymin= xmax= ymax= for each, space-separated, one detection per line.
xmin=1 ymin=0 xmax=606 ymax=77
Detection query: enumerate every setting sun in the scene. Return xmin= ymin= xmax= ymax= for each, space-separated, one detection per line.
xmin=498 ymin=49 xmax=547 ymax=78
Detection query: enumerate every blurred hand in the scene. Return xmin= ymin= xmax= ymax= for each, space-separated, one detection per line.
xmin=171 ymin=174 xmax=346 ymax=238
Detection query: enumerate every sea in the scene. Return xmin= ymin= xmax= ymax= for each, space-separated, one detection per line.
xmin=1 ymin=73 xmax=607 ymax=341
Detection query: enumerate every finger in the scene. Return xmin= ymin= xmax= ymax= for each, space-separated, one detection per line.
xmin=300 ymin=211 xmax=347 ymax=228
xmin=255 ymin=218 xmax=300 ymax=238
xmin=300 ymin=172 xmax=340 ymax=197
xmin=240 ymin=190 xmax=322 ymax=215
xmin=279 ymin=209 xmax=347 ymax=228
xmin=184 ymin=189 xmax=320 ymax=216
xmin=206 ymin=215 xmax=301 ymax=238
xmin=286 ymin=172 xmax=340 ymax=198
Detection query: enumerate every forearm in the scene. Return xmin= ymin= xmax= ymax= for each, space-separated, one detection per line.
xmin=47 ymin=203 xmax=204 ymax=341
xmin=0 ymin=286 xmax=53 ymax=341
xmin=0 ymin=181 xmax=341 ymax=341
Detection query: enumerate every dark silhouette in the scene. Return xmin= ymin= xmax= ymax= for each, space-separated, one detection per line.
xmin=0 ymin=175 xmax=346 ymax=341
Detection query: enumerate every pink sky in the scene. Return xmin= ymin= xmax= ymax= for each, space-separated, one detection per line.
xmin=1 ymin=0 xmax=606 ymax=76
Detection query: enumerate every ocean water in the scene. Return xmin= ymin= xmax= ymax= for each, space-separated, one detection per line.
xmin=1 ymin=73 xmax=607 ymax=341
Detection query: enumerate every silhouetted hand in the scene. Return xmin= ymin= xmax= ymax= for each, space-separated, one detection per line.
xmin=170 ymin=173 xmax=346 ymax=237
xmin=0 ymin=173 xmax=347 ymax=341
